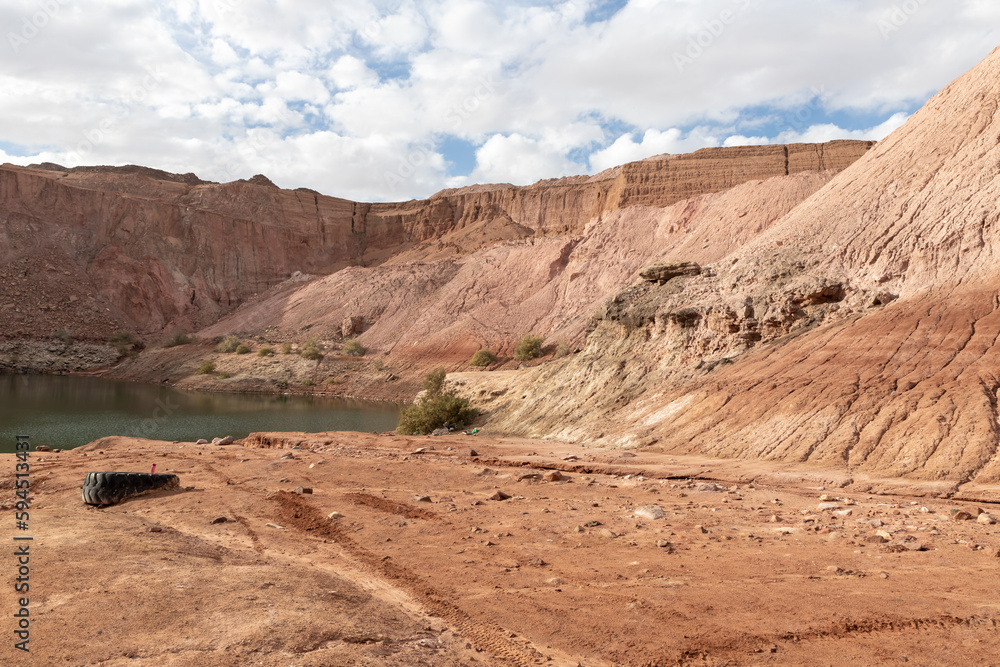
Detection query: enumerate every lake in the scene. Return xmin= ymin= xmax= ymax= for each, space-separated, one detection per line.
xmin=0 ymin=374 xmax=402 ymax=453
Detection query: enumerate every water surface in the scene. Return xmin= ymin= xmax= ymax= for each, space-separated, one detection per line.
xmin=0 ymin=374 xmax=401 ymax=453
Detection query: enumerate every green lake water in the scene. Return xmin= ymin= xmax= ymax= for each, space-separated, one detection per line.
xmin=0 ymin=374 xmax=401 ymax=453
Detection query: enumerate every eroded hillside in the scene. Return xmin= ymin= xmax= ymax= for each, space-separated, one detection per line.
xmin=459 ymin=46 xmax=1000 ymax=496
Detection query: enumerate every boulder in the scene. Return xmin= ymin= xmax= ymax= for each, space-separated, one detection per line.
xmin=638 ymin=261 xmax=701 ymax=284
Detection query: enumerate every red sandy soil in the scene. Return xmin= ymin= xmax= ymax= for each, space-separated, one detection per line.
xmin=3 ymin=433 xmax=999 ymax=666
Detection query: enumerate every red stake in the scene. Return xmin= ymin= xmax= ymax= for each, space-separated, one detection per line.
xmin=151 ymin=463 xmax=157 ymax=475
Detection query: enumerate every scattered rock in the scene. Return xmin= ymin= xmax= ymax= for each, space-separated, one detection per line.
xmin=977 ymin=513 xmax=996 ymax=525
xmin=195 ymin=439 xmax=209 ymax=445
xmin=294 ymin=487 xmax=313 ymax=495
xmin=543 ymin=471 xmax=565 ymax=482
xmin=328 ymin=512 xmax=344 ymax=520
xmin=584 ymin=520 xmax=602 ymax=527
xmin=414 ymin=495 xmax=432 ymax=503
xmin=866 ymin=534 xmax=888 ymax=544
xmin=35 ymin=445 xmax=50 ymax=452
xmin=697 ymin=483 xmax=725 ymax=492
xmin=518 ymin=473 xmax=542 ymax=482
xmin=818 ymin=503 xmax=841 ymax=511
xmin=695 ymin=525 xmax=707 ymax=534
xmin=266 ymin=523 xmax=285 ymax=529
xmin=469 ymin=449 xmax=479 ymax=457
xmin=212 ymin=436 xmax=234 ymax=445
xmin=951 ymin=510 xmax=973 ymax=521
xmin=600 ymin=528 xmax=618 ymax=539
xmin=876 ymin=530 xmax=893 ymax=540
xmin=562 ymin=455 xmax=579 ymax=462
xmin=412 ymin=446 xmax=434 ymax=454
xmin=656 ymin=540 xmax=672 ymax=549
xmin=149 ymin=526 xmax=163 ymax=533
xmin=489 ymin=490 xmax=511 ymax=501
xmin=635 ymin=505 xmax=665 ymax=521
xmin=574 ymin=525 xmax=585 ymax=532
xmin=833 ymin=509 xmax=853 ymax=518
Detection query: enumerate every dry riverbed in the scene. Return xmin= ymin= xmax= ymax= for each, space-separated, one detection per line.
xmin=2 ymin=433 xmax=999 ymax=666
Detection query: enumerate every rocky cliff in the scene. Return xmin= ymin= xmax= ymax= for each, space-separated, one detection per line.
xmin=459 ymin=46 xmax=1000 ymax=496
xmin=0 ymin=140 xmax=871 ymax=343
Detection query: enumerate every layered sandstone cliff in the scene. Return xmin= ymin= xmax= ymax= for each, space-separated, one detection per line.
xmin=0 ymin=141 xmax=870 ymax=343
xmin=459 ymin=46 xmax=1000 ymax=496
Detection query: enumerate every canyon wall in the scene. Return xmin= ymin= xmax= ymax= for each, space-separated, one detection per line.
xmin=0 ymin=140 xmax=871 ymax=341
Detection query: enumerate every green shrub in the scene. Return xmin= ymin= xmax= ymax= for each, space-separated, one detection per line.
xmin=396 ymin=368 xmax=477 ymax=435
xmin=303 ymin=378 xmax=314 ymax=386
xmin=514 ymin=334 xmax=545 ymax=361
xmin=109 ymin=331 xmax=141 ymax=355
xmin=277 ymin=379 xmax=289 ymax=389
xmin=342 ymin=339 xmax=365 ymax=356
xmin=52 ymin=329 xmax=74 ymax=345
xmin=164 ymin=333 xmax=195 ymax=347
xmin=555 ymin=342 xmax=572 ymax=358
xmin=235 ymin=344 xmax=251 ymax=355
xmin=216 ymin=335 xmax=241 ymax=353
xmin=469 ymin=349 xmax=497 ymax=366
xmin=198 ymin=360 xmax=216 ymax=374
xmin=258 ymin=346 xmax=275 ymax=357
xmin=218 ymin=372 xmax=231 ymax=379
xmin=281 ymin=343 xmax=293 ymax=354
xmin=423 ymin=367 xmax=447 ymax=396
xmin=301 ymin=344 xmax=323 ymax=360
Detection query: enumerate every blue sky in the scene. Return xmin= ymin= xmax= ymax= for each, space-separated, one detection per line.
xmin=1 ymin=0 xmax=997 ymax=201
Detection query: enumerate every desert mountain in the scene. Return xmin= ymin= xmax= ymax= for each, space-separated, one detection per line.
xmin=464 ymin=46 xmax=1000 ymax=497
xmin=0 ymin=142 xmax=867 ymax=343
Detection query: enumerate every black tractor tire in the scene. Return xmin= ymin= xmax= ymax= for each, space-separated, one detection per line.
xmin=81 ymin=472 xmax=181 ymax=506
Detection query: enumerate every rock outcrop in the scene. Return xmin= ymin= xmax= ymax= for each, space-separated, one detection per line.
xmin=458 ymin=46 xmax=1000 ymax=495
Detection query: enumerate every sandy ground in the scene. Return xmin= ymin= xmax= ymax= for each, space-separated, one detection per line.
xmin=3 ymin=433 xmax=1000 ymax=666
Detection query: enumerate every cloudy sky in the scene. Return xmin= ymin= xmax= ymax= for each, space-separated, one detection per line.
xmin=1 ymin=0 xmax=997 ymax=201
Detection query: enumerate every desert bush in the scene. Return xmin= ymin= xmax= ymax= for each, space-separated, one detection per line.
xmin=258 ymin=346 xmax=275 ymax=357
xmin=218 ymin=372 xmax=231 ymax=379
xmin=52 ymin=329 xmax=74 ymax=345
xmin=342 ymin=339 xmax=365 ymax=356
xmin=469 ymin=349 xmax=497 ymax=366
xmin=164 ymin=333 xmax=195 ymax=347
xmin=235 ymin=344 xmax=251 ymax=355
xmin=109 ymin=331 xmax=141 ymax=355
xmin=198 ymin=360 xmax=216 ymax=374
xmin=396 ymin=368 xmax=477 ymax=435
xmin=216 ymin=335 xmax=241 ymax=353
xmin=555 ymin=342 xmax=572 ymax=358
xmin=301 ymin=343 xmax=323 ymax=360
xmin=303 ymin=378 xmax=314 ymax=386
xmin=281 ymin=343 xmax=293 ymax=354
xmin=514 ymin=334 xmax=545 ymax=361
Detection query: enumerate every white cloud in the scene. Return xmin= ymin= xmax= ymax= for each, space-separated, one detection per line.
xmin=0 ymin=0 xmax=995 ymax=201
xmin=462 ymin=133 xmax=584 ymax=186
xmin=589 ymin=128 xmax=722 ymax=173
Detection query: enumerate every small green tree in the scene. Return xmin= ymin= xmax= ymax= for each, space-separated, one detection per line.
xmin=216 ymin=335 xmax=241 ymax=353
xmin=470 ymin=349 xmax=497 ymax=366
xmin=258 ymin=346 xmax=275 ymax=357
xmin=342 ymin=339 xmax=365 ymax=356
xmin=301 ymin=345 xmax=323 ymax=360
xmin=514 ymin=334 xmax=545 ymax=361
xmin=396 ymin=368 xmax=477 ymax=435
xmin=235 ymin=344 xmax=251 ymax=355
xmin=281 ymin=342 xmax=293 ymax=354
xmin=198 ymin=360 xmax=216 ymax=374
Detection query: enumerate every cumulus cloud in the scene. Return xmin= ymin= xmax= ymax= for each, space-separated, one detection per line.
xmin=0 ymin=0 xmax=995 ymax=201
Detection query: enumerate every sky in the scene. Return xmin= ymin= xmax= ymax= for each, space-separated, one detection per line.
xmin=1 ymin=0 xmax=998 ymax=202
